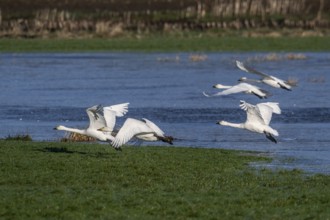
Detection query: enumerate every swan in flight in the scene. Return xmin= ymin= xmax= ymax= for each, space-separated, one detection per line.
xmin=54 ymin=103 xmax=129 ymax=142
xmin=217 ymin=100 xmax=281 ymax=143
xmin=236 ymin=60 xmax=295 ymax=91
xmin=100 ymin=118 xmax=173 ymax=150
xmin=203 ymin=82 xmax=269 ymax=99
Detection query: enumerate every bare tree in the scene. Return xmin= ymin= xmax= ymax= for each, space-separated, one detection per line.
xmin=260 ymin=0 xmax=267 ymax=22
xmin=246 ymin=0 xmax=253 ymax=17
xmin=316 ymin=0 xmax=325 ymax=21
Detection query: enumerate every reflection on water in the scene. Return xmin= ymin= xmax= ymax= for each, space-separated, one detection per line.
xmin=0 ymin=52 xmax=330 ymax=174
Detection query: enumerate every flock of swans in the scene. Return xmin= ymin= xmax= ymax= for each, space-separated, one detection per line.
xmin=205 ymin=60 xmax=296 ymax=143
xmin=55 ymin=103 xmax=173 ymax=151
xmin=55 ymin=60 xmax=295 ymax=150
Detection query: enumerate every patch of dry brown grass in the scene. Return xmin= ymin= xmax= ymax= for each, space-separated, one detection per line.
xmin=247 ymin=53 xmax=307 ymax=62
xmin=189 ymin=54 xmax=207 ymax=62
xmin=60 ymin=132 xmax=97 ymax=142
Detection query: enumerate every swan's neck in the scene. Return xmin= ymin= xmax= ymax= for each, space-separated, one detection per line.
xmin=241 ymin=78 xmax=262 ymax=83
xmin=219 ymin=121 xmax=244 ymax=129
xmin=57 ymin=126 xmax=86 ymax=135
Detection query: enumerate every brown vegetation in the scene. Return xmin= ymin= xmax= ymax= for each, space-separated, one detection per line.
xmin=246 ymin=53 xmax=307 ymax=62
xmin=0 ymin=0 xmax=329 ymax=38
xmin=60 ymin=132 xmax=97 ymax=142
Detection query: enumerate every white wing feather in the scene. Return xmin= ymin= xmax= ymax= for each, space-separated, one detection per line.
xmin=104 ymin=103 xmax=129 ymax=117
xmin=203 ymin=83 xmax=249 ymax=97
xmin=240 ymin=101 xmax=265 ymax=125
xmin=86 ymin=105 xmax=107 ymax=130
xmin=218 ymin=84 xmax=248 ymax=95
xmin=103 ymin=103 xmax=129 ymax=132
xmin=240 ymin=101 xmax=281 ymax=125
xmin=256 ymin=102 xmax=281 ymax=125
xmin=258 ymin=102 xmax=281 ymax=114
xmin=112 ymin=118 xmax=154 ymax=148
xmin=142 ymin=118 xmax=165 ymax=137
xmin=236 ymin=60 xmax=271 ymax=78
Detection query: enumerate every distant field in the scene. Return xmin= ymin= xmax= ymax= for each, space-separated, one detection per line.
xmin=1 ymin=36 xmax=330 ymax=52
xmin=0 ymin=141 xmax=329 ymax=219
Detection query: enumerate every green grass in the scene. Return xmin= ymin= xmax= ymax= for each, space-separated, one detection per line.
xmin=0 ymin=141 xmax=329 ymax=219
xmin=1 ymin=36 xmax=330 ymax=52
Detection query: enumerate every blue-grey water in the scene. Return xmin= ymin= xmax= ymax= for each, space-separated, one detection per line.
xmin=0 ymin=52 xmax=330 ymax=174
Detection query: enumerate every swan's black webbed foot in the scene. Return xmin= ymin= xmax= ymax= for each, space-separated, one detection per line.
xmin=264 ymin=132 xmax=277 ymax=143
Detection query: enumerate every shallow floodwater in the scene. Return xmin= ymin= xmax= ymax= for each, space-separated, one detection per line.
xmin=0 ymin=52 xmax=330 ymax=174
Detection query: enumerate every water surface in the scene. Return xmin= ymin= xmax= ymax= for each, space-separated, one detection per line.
xmin=1 ymin=52 xmax=329 ymax=174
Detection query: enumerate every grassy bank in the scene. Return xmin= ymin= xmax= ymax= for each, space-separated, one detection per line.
xmin=1 ymin=36 xmax=330 ymax=52
xmin=0 ymin=141 xmax=329 ymax=219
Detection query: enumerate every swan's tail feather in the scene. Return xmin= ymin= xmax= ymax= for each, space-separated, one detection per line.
xmin=266 ymin=127 xmax=279 ymax=137
xmin=279 ymin=84 xmax=292 ymax=91
xmin=252 ymin=91 xmax=266 ymax=99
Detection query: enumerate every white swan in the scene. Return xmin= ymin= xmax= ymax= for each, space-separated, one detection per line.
xmin=236 ymin=60 xmax=295 ymax=91
xmin=102 ymin=118 xmax=173 ymax=150
xmin=54 ymin=103 xmax=129 ymax=142
xmin=217 ymin=100 xmax=281 ymax=143
xmin=203 ymin=82 xmax=269 ymax=99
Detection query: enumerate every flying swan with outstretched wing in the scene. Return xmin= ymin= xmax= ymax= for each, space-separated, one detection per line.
xmin=217 ymin=100 xmax=281 ymax=143
xmin=203 ymin=82 xmax=270 ymax=99
xmin=54 ymin=103 xmax=129 ymax=142
xmin=236 ymin=60 xmax=296 ymax=91
xmin=102 ymin=118 xmax=173 ymax=150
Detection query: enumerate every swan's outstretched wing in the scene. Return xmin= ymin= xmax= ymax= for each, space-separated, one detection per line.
xmin=112 ymin=118 xmax=154 ymax=148
xmin=239 ymin=101 xmax=265 ymax=125
xmin=103 ymin=103 xmax=129 ymax=132
xmin=236 ymin=60 xmax=271 ymax=79
xmin=258 ymin=102 xmax=281 ymax=114
xmin=237 ymin=60 xmax=295 ymax=89
xmin=256 ymin=102 xmax=281 ymax=125
xmin=203 ymin=84 xmax=248 ymax=97
xmin=142 ymin=118 xmax=164 ymax=137
xmin=104 ymin=103 xmax=129 ymax=117
xmin=86 ymin=105 xmax=107 ymax=130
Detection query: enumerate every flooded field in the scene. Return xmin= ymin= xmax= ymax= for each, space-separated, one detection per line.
xmin=0 ymin=52 xmax=329 ymax=174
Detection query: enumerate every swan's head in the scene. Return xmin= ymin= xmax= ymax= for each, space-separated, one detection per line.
xmin=238 ymin=77 xmax=247 ymax=82
xmin=54 ymin=125 xmax=65 ymax=130
xmin=213 ymin=84 xmax=226 ymax=89
xmin=216 ymin=120 xmax=227 ymax=126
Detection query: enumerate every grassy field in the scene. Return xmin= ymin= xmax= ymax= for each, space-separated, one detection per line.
xmin=0 ymin=140 xmax=329 ymax=219
xmin=1 ymin=36 xmax=330 ymax=52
